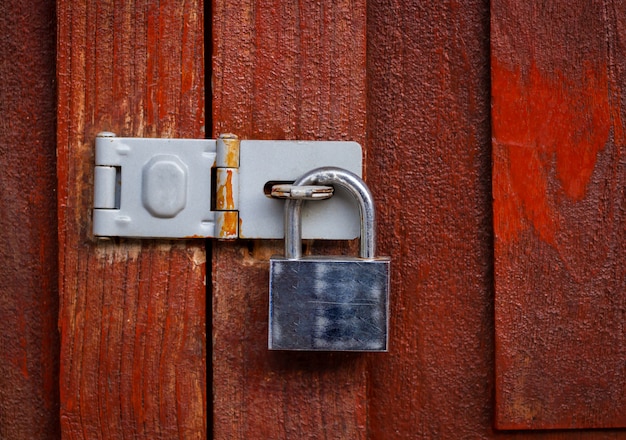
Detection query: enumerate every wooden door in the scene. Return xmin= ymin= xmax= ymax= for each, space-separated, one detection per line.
xmin=0 ymin=0 xmax=624 ymax=439
xmin=212 ymin=0 xmax=626 ymax=438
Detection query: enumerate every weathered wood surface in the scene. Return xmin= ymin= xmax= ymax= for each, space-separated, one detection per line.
xmin=366 ymin=1 xmax=496 ymax=438
xmin=0 ymin=0 xmax=59 ymax=438
xmin=367 ymin=0 xmax=626 ymax=438
xmin=492 ymin=1 xmax=626 ymax=430
xmin=211 ymin=0 xmax=369 ymax=438
xmin=49 ymin=0 xmax=626 ymax=437
xmin=57 ymin=1 xmax=207 ymax=438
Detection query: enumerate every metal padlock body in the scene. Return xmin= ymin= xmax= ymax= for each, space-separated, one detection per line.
xmin=269 ymin=255 xmax=389 ymax=351
xmin=269 ymin=167 xmax=390 ymax=351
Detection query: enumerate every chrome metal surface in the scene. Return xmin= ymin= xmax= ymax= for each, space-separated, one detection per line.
xmin=270 ymin=184 xmax=334 ymax=200
xmin=269 ymin=256 xmax=390 ymax=351
xmin=284 ymin=167 xmax=376 ymax=259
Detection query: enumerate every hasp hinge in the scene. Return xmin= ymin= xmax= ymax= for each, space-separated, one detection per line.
xmin=93 ymin=133 xmax=363 ymax=240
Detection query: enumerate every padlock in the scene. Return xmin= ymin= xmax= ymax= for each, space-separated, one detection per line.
xmin=269 ymin=167 xmax=390 ymax=351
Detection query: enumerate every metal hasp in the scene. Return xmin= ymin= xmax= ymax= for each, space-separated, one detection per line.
xmin=269 ymin=167 xmax=390 ymax=351
xmin=93 ymin=133 xmax=362 ymax=239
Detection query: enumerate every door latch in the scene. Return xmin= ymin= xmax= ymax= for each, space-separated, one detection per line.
xmin=93 ymin=133 xmax=363 ymax=239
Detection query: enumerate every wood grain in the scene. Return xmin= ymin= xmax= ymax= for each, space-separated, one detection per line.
xmin=57 ymin=1 xmax=206 ymax=438
xmin=0 ymin=0 xmax=59 ymax=438
xmin=211 ymin=1 xmax=368 ymax=438
xmin=5 ymin=0 xmax=626 ymax=437
xmin=367 ymin=0 xmax=626 ymax=438
xmin=492 ymin=1 xmax=626 ymax=429
xmin=366 ymin=1 xmax=496 ymax=438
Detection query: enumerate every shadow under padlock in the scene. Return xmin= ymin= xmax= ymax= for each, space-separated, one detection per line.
xmin=268 ymin=167 xmax=390 ymax=352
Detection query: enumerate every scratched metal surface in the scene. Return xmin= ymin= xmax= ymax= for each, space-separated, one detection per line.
xmin=269 ymin=257 xmax=390 ymax=351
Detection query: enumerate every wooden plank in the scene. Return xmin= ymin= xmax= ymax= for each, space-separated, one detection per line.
xmin=365 ymin=1 xmax=499 ymax=438
xmin=57 ymin=1 xmax=206 ymax=438
xmin=0 ymin=0 xmax=60 ymax=438
xmin=211 ymin=1 xmax=368 ymax=438
xmin=492 ymin=1 xmax=626 ymax=429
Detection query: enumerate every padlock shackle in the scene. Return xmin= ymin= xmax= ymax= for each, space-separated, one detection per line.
xmin=284 ymin=167 xmax=376 ymax=259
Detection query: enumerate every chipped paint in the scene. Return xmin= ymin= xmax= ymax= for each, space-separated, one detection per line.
xmin=222 ymin=136 xmax=240 ymax=167
xmin=217 ymin=133 xmax=240 ymax=167
xmin=216 ymin=169 xmax=236 ymax=210
xmin=94 ymin=240 xmax=143 ymax=263
xmin=216 ymin=211 xmax=238 ymax=239
xmin=190 ymin=247 xmax=206 ymax=266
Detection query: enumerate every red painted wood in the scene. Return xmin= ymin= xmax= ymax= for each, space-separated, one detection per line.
xmin=366 ymin=1 xmax=496 ymax=438
xmin=367 ymin=1 xmax=626 ymax=438
xmin=211 ymin=1 xmax=368 ymax=438
xmin=57 ymin=1 xmax=207 ymax=438
xmin=46 ymin=0 xmax=626 ymax=437
xmin=0 ymin=0 xmax=59 ymax=438
xmin=492 ymin=1 xmax=626 ymax=429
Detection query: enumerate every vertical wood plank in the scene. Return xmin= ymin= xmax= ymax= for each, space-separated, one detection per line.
xmin=492 ymin=1 xmax=626 ymax=429
xmin=57 ymin=1 xmax=206 ymax=438
xmin=366 ymin=1 xmax=626 ymax=438
xmin=0 ymin=0 xmax=60 ymax=438
xmin=366 ymin=1 xmax=496 ymax=438
xmin=211 ymin=1 xmax=368 ymax=438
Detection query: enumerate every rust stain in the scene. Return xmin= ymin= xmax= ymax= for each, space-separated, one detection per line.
xmin=492 ymin=59 xmax=622 ymax=244
xmin=219 ymin=133 xmax=240 ymax=167
xmin=216 ymin=169 xmax=235 ymax=210
xmin=218 ymin=211 xmax=238 ymax=238
xmin=225 ymin=146 xmax=239 ymax=167
xmin=223 ymin=137 xmax=240 ymax=167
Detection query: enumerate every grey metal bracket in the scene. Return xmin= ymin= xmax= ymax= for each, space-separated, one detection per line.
xmin=93 ymin=133 xmax=363 ymax=239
